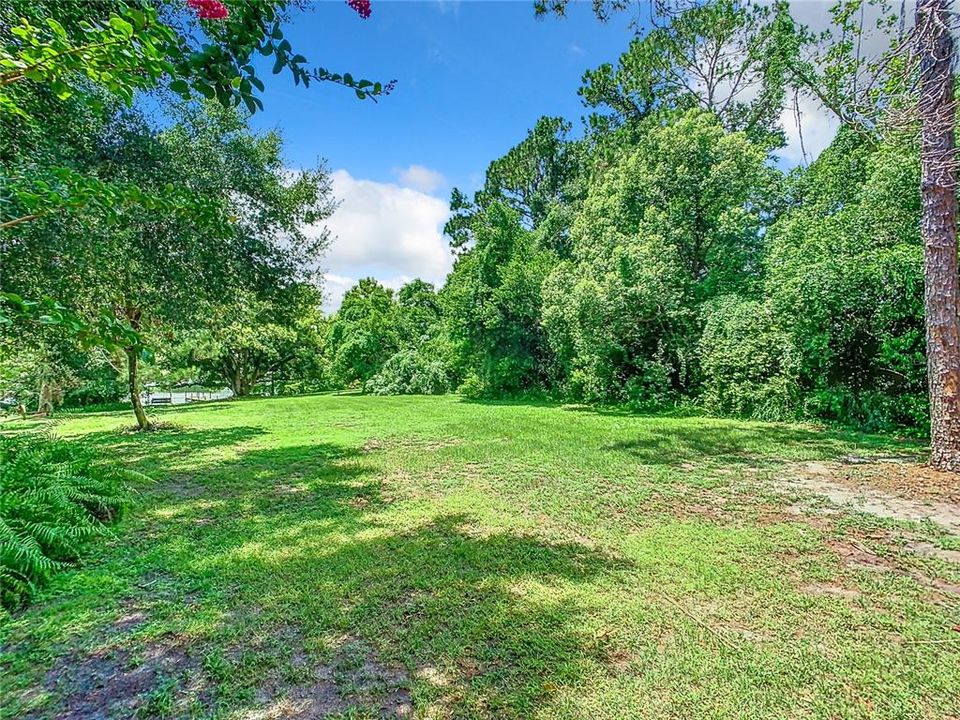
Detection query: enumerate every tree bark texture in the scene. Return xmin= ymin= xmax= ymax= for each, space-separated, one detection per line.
xmin=917 ymin=0 xmax=960 ymax=470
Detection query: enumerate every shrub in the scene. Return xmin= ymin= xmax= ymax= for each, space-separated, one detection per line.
xmin=698 ymin=295 xmax=801 ymax=421
xmin=62 ymin=365 xmax=126 ymax=407
xmin=456 ymin=373 xmax=486 ymax=399
xmin=803 ymin=388 xmax=928 ymax=436
xmin=623 ymin=359 xmax=676 ymax=412
xmin=365 ymin=350 xmax=449 ymax=396
xmin=0 ymin=434 xmax=138 ymax=610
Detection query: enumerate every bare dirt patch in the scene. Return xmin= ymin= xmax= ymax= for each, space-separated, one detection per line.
xmin=665 ymin=489 xmax=835 ymax=531
xmin=837 ymin=457 xmax=960 ymax=504
xmin=828 ymin=539 xmax=899 ymax=573
xmin=827 ymin=539 xmax=960 ymax=597
xmin=36 ymin=633 xmax=205 ymax=720
xmin=245 ymin=633 xmax=412 ymax=719
xmin=801 ymin=581 xmax=862 ymax=600
xmin=30 ymin=608 xmax=412 ymax=720
xmin=904 ymin=540 xmax=960 ymax=564
xmin=782 ymin=460 xmax=960 ymax=534
xmin=759 ymin=506 xmax=834 ymax=530
xmin=112 ymin=610 xmax=147 ymax=634
xmin=661 ymin=488 xmax=735 ymax=523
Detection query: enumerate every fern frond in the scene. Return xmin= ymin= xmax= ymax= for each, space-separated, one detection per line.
xmin=0 ymin=433 xmax=137 ymax=609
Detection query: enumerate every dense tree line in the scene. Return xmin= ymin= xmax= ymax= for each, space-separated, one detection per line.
xmin=318 ymin=113 xmax=925 ymax=435
xmin=319 ymin=1 xmax=934 ymax=437
xmin=0 ymin=0 xmax=951 ymax=444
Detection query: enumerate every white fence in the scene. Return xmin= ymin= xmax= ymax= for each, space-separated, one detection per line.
xmin=140 ymin=388 xmax=233 ymax=406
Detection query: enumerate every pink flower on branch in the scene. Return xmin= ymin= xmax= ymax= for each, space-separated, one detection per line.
xmin=347 ymin=0 xmax=372 ymax=19
xmin=187 ymin=0 xmax=229 ymax=20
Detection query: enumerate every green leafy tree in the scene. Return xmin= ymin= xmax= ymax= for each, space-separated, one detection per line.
xmin=185 ymin=284 xmax=325 ymax=398
xmin=577 ymin=111 xmax=774 ymax=299
xmin=0 ymin=0 xmax=387 ymax=232
xmin=564 ymin=0 xmax=800 ymax=145
xmin=0 ymin=327 xmax=126 ymax=413
xmin=396 ymin=280 xmax=442 ymax=347
xmin=541 ymin=111 xmax=774 ymax=404
xmin=0 ymin=0 xmax=386 ymax=396
xmin=698 ymin=295 xmax=801 ymax=420
xmin=784 ymin=0 xmax=912 ymax=136
xmin=365 ymin=350 xmax=449 ymax=396
xmin=542 ymin=232 xmax=692 ymax=406
xmin=2 ymin=102 xmax=334 ymax=428
xmin=776 ymin=0 xmax=960 ymax=459
xmin=328 ymin=279 xmax=401 ymax=386
xmin=442 ymin=203 xmax=556 ymax=395
xmin=764 ymin=128 xmax=926 ymax=430
xmin=445 ymin=117 xmax=577 ymax=251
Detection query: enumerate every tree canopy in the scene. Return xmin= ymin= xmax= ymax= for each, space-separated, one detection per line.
xmin=0 ymin=0 xmax=947 ymax=443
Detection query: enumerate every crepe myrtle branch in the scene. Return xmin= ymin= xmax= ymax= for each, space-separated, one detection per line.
xmin=259 ymin=31 xmax=395 ymax=101
xmin=182 ymin=0 xmax=397 ymax=104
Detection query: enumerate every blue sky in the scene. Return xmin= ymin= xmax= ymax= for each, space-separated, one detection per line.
xmin=245 ymin=0 xmax=839 ymax=311
xmin=249 ymin=0 xmax=640 ymax=193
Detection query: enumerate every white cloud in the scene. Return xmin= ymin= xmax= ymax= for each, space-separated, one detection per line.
xmin=778 ymin=93 xmax=840 ymax=167
xmin=308 ymin=170 xmax=453 ymax=313
xmin=321 ymin=273 xmax=358 ymax=314
xmin=394 ymin=164 xmax=446 ymax=193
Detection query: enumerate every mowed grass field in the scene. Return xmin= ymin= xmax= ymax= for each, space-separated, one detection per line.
xmin=1 ymin=394 xmax=958 ymax=719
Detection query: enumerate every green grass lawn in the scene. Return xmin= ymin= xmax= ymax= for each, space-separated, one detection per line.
xmin=2 ymin=394 xmax=958 ymax=719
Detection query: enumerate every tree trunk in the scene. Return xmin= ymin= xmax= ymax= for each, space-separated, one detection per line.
xmin=917 ymin=0 xmax=960 ymax=470
xmin=37 ymin=381 xmax=55 ymax=415
xmin=126 ymin=347 xmax=151 ymax=431
xmin=232 ymin=368 xmax=247 ymax=397
xmin=222 ymin=355 xmax=247 ymax=397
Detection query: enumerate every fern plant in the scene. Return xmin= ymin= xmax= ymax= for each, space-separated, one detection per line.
xmin=0 ymin=433 xmax=140 ymax=610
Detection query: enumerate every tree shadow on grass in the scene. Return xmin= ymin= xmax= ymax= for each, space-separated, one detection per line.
xmin=604 ymin=424 xmax=922 ymax=469
xmin=201 ymin=512 xmax=628 ymax=717
xmin=74 ymin=425 xmax=269 ymax=476
xmin=143 ymin=441 xmax=383 ymax=528
xmin=10 ymin=428 xmax=627 ymax=718
xmin=2 ymin=438 xmax=389 ymax=717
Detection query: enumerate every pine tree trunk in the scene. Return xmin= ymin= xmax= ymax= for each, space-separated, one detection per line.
xmin=917 ymin=0 xmax=960 ymax=471
xmin=126 ymin=347 xmax=151 ymax=431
